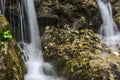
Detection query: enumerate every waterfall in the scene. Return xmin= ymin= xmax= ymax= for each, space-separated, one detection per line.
xmin=0 ymin=0 xmax=63 ymax=80
xmin=18 ymin=0 xmax=63 ymax=80
xmin=96 ymin=0 xmax=120 ymax=48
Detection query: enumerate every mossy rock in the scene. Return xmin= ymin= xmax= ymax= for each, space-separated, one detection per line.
xmin=0 ymin=40 xmax=24 ymax=80
xmin=0 ymin=13 xmax=24 ymax=80
xmin=0 ymin=14 xmax=9 ymax=35
xmin=41 ymin=26 xmax=120 ymax=80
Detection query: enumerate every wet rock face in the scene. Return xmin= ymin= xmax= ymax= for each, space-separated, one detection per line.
xmin=0 ymin=13 xmax=24 ymax=80
xmin=35 ymin=0 xmax=99 ymax=32
xmin=41 ymin=25 xmax=120 ymax=80
xmin=34 ymin=0 xmax=120 ymax=33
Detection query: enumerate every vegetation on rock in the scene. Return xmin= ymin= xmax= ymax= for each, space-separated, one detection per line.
xmin=0 ymin=13 xmax=24 ymax=80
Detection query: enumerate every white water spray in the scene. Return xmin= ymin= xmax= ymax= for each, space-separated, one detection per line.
xmin=96 ymin=0 xmax=120 ymax=48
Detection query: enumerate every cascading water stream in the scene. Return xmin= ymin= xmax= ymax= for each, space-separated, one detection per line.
xmin=0 ymin=0 xmax=5 ymax=15
xmin=18 ymin=0 xmax=63 ymax=80
xmin=0 ymin=0 xmax=64 ymax=80
xmin=18 ymin=1 xmax=24 ymax=41
xmin=96 ymin=0 xmax=120 ymax=49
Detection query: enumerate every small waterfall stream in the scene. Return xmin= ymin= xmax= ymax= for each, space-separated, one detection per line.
xmin=0 ymin=0 xmax=5 ymax=15
xmin=96 ymin=0 xmax=120 ymax=48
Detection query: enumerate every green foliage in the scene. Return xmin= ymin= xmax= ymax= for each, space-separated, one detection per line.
xmin=0 ymin=29 xmax=12 ymax=45
xmin=0 ymin=42 xmax=4 ymax=45
xmin=3 ymin=30 xmax=12 ymax=39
